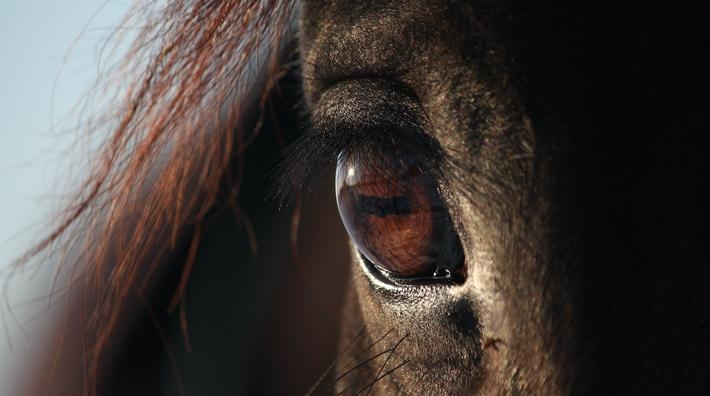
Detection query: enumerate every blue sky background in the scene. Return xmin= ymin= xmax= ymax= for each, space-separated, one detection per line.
xmin=0 ymin=0 xmax=129 ymax=389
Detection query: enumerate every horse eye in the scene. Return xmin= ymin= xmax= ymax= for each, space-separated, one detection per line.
xmin=335 ymin=150 xmax=465 ymax=283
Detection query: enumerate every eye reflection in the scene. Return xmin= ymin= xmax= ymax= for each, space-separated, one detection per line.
xmin=335 ymin=150 xmax=465 ymax=282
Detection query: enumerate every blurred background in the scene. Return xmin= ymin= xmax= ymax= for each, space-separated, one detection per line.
xmin=0 ymin=2 xmax=349 ymax=394
xmin=0 ymin=1 xmax=131 ymax=391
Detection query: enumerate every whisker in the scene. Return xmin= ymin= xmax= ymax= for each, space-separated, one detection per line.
xmin=306 ymin=325 xmax=367 ymax=396
xmin=331 ymin=348 xmax=396 ymax=393
xmin=362 ymin=333 xmax=409 ymax=396
xmin=355 ymin=359 xmax=411 ymax=396
xmin=339 ymin=328 xmax=395 ymax=373
xmin=310 ymin=326 xmax=401 ymax=395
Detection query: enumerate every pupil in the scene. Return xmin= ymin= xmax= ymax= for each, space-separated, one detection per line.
xmin=356 ymin=194 xmax=412 ymax=218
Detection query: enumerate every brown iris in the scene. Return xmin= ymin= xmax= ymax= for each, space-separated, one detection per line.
xmin=335 ymin=150 xmax=465 ymax=280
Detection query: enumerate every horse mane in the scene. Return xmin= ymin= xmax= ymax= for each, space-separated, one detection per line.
xmin=12 ymin=1 xmax=295 ymax=392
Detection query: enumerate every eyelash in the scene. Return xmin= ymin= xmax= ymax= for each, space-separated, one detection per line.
xmin=268 ymin=73 xmax=444 ymax=206
xmin=269 ymin=103 xmax=443 ymax=206
xmin=270 ymin=124 xmax=443 ymax=207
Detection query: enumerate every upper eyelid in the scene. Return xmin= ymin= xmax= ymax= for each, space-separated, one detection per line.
xmin=313 ymin=73 xmax=420 ymax=107
xmin=270 ymin=78 xmax=443 ymax=206
xmin=309 ymin=78 xmax=432 ymax=157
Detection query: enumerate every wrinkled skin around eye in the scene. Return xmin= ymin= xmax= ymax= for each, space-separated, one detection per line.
xmin=335 ymin=151 xmax=464 ymax=280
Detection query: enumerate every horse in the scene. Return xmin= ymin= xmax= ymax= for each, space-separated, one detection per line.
xmin=15 ymin=0 xmax=710 ymax=394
